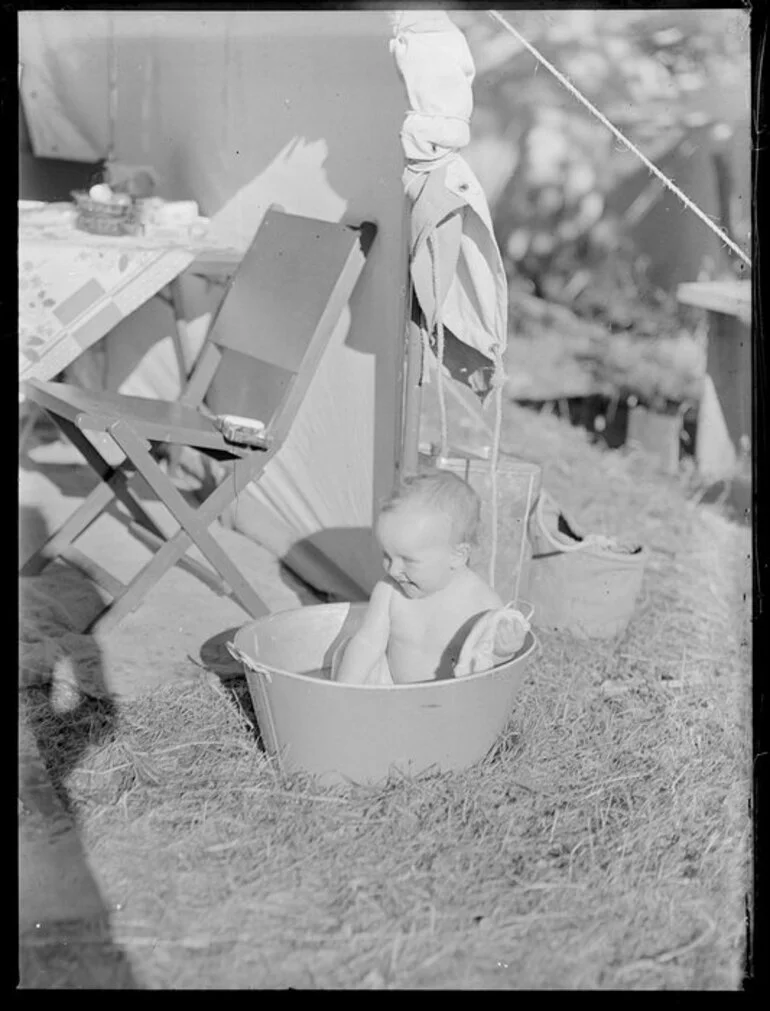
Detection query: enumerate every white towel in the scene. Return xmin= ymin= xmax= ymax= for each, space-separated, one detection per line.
xmin=454 ymin=603 xmax=531 ymax=678
xmin=389 ymin=9 xmax=509 ymax=366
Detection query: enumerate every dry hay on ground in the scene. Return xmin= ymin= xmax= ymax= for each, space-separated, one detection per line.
xmin=19 ymin=402 xmax=751 ymax=990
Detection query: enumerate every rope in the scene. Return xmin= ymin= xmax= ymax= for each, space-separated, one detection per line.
xmin=424 ymin=221 xmax=506 ymax=587
xmin=418 ymin=317 xmax=434 ymax=430
xmin=428 ymin=228 xmax=450 ymax=458
xmin=488 ymin=9 xmax=752 ymax=269
xmin=512 ymin=469 xmax=536 ymax=606
xmin=487 ymin=350 xmax=505 ymax=589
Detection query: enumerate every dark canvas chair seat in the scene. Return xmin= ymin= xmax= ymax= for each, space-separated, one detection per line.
xmin=21 ymin=209 xmax=377 ymax=634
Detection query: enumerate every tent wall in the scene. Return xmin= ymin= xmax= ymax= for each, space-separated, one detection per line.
xmin=19 ymin=11 xmax=409 ymax=600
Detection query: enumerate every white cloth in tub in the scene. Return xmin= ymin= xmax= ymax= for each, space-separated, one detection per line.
xmin=454 ymin=603 xmax=531 ymax=678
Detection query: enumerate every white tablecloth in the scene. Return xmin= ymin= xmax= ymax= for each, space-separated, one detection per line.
xmin=19 ymin=202 xmax=242 ymax=383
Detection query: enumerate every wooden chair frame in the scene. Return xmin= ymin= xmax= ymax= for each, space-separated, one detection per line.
xmin=20 ymin=210 xmax=376 ymax=634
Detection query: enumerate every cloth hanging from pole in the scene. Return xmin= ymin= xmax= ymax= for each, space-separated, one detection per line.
xmin=389 ymin=10 xmax=509 ymax=401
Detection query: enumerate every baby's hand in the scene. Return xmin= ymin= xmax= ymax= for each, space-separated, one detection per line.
xmin=492 ymin=611 xmax=529 ymax=657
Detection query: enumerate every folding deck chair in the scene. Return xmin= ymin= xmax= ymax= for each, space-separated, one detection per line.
xmin=20 ymin=209 xmax=377 ymax=634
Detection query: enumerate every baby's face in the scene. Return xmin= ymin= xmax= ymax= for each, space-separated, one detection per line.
xmin=376 ymin=505 xmax=468 ymax=598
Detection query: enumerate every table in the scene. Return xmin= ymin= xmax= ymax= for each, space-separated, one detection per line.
xmin=19 ymin=201 xmax=243 ymax=387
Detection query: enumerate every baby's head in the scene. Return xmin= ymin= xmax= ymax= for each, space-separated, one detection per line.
xmin=375 ymin=470 xmax=480 ymax=598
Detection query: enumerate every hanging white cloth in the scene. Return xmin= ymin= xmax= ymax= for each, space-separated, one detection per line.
xmin=389 ymin=10 xmax=509 ymax=372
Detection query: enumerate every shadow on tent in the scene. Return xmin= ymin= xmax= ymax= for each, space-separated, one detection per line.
xmin=22 ymin=16 xmax=407 ymax=609
xmin=279 ymin=527 xmax=376 ymax=605
xmin=53 ymin=19 xmax=404 ymax=362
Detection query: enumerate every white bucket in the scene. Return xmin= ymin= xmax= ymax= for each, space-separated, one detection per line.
xmin=230 ymin=602 xmax=538 ymax=786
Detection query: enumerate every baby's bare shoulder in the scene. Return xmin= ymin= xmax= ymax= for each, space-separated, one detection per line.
xmin=457 ymin=569 xmax=504 ymax=609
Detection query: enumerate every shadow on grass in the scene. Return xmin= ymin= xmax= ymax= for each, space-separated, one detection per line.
xmin=19 ymin=506 xmax=142 ymax=989
xmin=199 ymin=626 xmax=265 ymax=751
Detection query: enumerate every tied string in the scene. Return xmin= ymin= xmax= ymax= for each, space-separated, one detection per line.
xmin=487 ymin=354 xmax=536 ymax=599
xmin=488 ymin=351 xmax=505 ymax=590
xmin=427 ymin=235 xmax=509 ymax=592
xmin=428 ymin=227 xmax=450 ymax=460
xmin=488 ymin=9 xmax=751 ymax=269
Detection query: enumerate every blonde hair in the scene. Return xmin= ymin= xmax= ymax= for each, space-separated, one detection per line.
xmin=379 ymin=470 xmax=481 ymax=546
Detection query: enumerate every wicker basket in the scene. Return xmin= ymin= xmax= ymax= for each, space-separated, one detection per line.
xmin=72 ymin=190 xmax=141 ymax=237
xmin=527 ymin=491 xmax=647 ymax=639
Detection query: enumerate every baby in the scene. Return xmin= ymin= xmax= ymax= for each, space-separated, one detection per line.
xmin=333 ymin=470 xmax=526 ymax=685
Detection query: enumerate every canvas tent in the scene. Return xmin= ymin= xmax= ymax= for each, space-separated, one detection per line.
xmin=19 ymin=9 xmax=507 ymax=601
xmin=19 ymin=10 xmax=411 ymax=601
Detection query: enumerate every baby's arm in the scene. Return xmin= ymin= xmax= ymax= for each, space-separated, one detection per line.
xmin=333 ymin=580 xmax=393 ymax=684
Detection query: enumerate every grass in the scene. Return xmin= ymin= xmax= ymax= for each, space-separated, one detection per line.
xmin=19 ymin=397 xmax=752 ymax=989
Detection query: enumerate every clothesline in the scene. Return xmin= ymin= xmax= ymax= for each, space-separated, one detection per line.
xmin=487 ymin=9 xmax=752 ymax=269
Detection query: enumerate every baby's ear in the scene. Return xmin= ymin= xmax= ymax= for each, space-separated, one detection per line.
xmin=452 ymin=541 xmax=472 ymax=567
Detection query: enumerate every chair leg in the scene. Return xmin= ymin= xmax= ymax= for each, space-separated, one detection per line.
xmin=87 ymin=522 xmax=263 ymax=635
xmin=19 ymin=403 xmax=40 ymax=458
xmin=84 ymin=532 xmax=195 ymax=635
xmin=52 ymin=415 xmax=168 ymax=542
xmin=126 ymin=520 xmax=228 ymax=596
xmin=165 ymin=277 xmax=190 ymax=479
xmin=194 ymin=449 xmax=271 ymax=524
xmin=20 ymin=411 xmax=171 ymax=577
xmin=20 ymin=480 xmax=118 ymax=576
xmin=106 ymin=421 xmax=268 ymax=621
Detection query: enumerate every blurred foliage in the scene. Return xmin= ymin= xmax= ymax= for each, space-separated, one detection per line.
xmin=453 ymin=8 xmax=750 ymax=385
xmin=576 ymin=329 xmax=708 ymax=414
